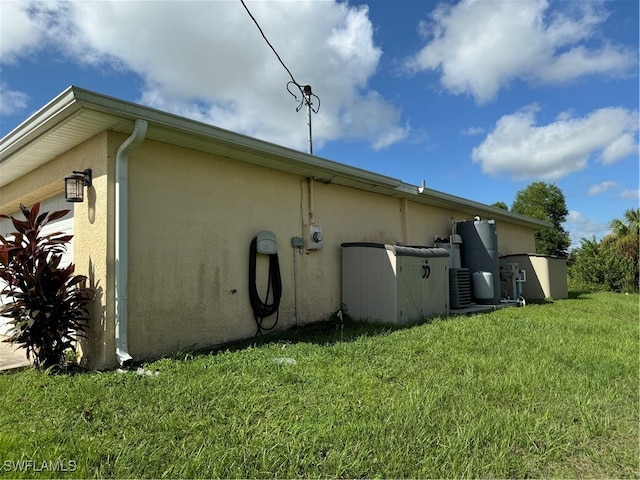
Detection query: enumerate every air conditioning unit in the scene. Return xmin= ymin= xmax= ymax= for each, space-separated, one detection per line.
xmin=449 ymin=268 xmax=471 ymax=309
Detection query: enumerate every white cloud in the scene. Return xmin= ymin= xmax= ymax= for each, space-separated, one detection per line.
xmin=462 ymin=126 xmax=484 ymax=136
xmin=337 ymin=91 xmax=411 ymax=150
xmin=0 ymin=83 xmax=29 ymax=116
xmin=3 ymin=0 xmax=407 ymax=152
xmin=620 ymin=189 xmax=640 ymax=200
xmin=565 ymin=210 xmax=609 ymax=247
xmin=404 ymin=0 xmax=636 ymax=104
xmin=0 ymin=1 xmax=46 ymax=62
xmin=471 ymin=105 xmax=639 ymax=181
xmin=600 ymin=133 xmax=637 ymax=164
xmin=588 ymin=181 xmax=617 ymax=196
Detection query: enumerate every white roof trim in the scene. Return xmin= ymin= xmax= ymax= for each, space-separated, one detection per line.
xmin=0 ymin=86 xmax=550 ymax=229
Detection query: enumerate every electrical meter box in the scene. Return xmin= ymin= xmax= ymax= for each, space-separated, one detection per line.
xmin=307 ymin=224 xmax=323 ymax=250
xmin=341 ymin=243 xmax=450 ymax=324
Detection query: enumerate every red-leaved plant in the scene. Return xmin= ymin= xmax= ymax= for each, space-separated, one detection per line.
xmin=0 ymin=203 xmax=92 ymax=371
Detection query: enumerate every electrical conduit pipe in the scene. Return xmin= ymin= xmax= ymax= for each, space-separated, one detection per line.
xmin=115 ymin=119 xmax=148 ymax=366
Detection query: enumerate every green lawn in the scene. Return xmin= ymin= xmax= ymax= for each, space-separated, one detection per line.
xmin=1 ymin=291 xmax=638 ymax=478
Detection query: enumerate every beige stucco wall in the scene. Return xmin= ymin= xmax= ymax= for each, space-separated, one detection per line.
xmin=124 ymin=140 xmax=413 ymax=360
xmin=495 ymin=222 xmax=537 ymax=256
xmin=1 ymin=132 xmax=542 ymax=369
xmin=121 ymin=137 xmax=541 ymax=365
xmin=502 ymin=254 xmax=568 ymax=299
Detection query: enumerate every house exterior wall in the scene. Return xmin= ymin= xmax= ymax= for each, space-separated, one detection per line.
xmin=495 ymin=222 xmax=536 ymax=256
xmin=120 ymin=137 xmax=540 ymax=365
xmin=0 ymin=131 xmax=541 ymax=369
xmin=0 ymin=133 xmax=112 ymax=369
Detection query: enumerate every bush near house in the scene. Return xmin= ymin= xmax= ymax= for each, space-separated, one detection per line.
xmin=0 ymin=203 xmax=92 ymax=370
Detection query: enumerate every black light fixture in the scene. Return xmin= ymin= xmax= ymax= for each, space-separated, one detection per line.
xmin=64 ymin=168 xmax=92 ymax=203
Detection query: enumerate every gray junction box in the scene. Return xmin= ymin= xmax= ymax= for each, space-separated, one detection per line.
xmin=341 ymin=243 xmax=450 ymax=325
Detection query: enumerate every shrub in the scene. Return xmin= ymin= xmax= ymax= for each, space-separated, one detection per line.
xmin=568 ymin=235 xmax=639 ymax=294
xmin=0 ymin=203 xmax=92 ymax=370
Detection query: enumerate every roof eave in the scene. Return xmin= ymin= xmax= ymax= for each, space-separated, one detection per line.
xmin=1 ymin=86 xmax=550 ymax=231
xmin=0 ymin=86 xmax=82 ymax=162
xmin=396 ymin=183 xmax=552 ymax=229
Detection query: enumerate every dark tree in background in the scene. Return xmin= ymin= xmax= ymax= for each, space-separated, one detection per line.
xmin=511 ymin=182 xmax=570 ymax=256
xmin=491 ymin=201 xmax=509 ymax=211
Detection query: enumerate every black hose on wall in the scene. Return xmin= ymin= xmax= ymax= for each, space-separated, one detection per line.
xmin=248 ymin=237 xmax=282 ymax=335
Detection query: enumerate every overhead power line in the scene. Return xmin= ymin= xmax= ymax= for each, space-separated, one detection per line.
xmin=239 ymin=0 xmax=320 ymax=154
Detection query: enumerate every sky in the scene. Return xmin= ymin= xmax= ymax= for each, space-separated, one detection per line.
xmin=1 ymin=0 xmax=638 ymax=247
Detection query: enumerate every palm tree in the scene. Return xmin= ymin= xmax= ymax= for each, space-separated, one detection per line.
xmin=609 ymin=208 xmax=640 ymax=238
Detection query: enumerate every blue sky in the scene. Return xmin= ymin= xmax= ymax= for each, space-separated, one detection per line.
xmin=1 ymin=0 xmax=638 ymax=247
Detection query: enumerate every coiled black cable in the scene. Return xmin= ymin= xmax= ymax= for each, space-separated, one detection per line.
xmin=248 ymin=237 xmax=282 ymax=335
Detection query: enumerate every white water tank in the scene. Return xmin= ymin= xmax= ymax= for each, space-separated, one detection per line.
xmin=472 ymin=271 xmax=494 ymax=304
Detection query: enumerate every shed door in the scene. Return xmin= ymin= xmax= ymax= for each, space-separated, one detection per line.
xmin=0 ymin=196 xmax=74 ymax=336
xmin=423 ymin=260 xmax=449 ymax=316
xmin=396 ymin=257 xmax=425 ymax=323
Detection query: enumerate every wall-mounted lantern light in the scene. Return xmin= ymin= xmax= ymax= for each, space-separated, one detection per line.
xmin=64 ymin=168 xmax=92 ymax=203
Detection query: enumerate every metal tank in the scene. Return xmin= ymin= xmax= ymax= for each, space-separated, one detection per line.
xmin=456 ymin=219 xmax=500 ymax=305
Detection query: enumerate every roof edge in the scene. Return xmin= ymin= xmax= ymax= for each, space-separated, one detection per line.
xmin=396 ymin=182 xmax=551 ymax=229
xmin=71 ymin=86 xmax=404 ymax=190
xmin=1 ymin=86 xmax=550 ymax=230
xmin=0 ymin=86 xmax=82 ymax=161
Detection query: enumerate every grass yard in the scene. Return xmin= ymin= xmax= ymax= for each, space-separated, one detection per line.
xmin=0 ymin=291 xmax=638 ymax=478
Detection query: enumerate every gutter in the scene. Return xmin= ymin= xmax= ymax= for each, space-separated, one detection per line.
xmin=405 ymin=182 xmax=552 ymax=230
xmin=1 ymin=86 xmax=550 ymax=232
xmin=115 ymin=119 xmax=148 ymax=366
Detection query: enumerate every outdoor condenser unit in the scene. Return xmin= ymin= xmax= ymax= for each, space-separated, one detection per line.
xmin=449 ymin=268 xmax=471 ymax=309
xmin=341 ymin=243 xmax=450 ymax=325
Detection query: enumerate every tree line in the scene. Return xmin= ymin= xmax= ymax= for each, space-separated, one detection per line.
xmin=493 ymin=182 xmax=638 ymax=294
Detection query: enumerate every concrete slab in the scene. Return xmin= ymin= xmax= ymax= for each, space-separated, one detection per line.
xmin=450 ymin=301 xmax=522 ymax=315
xmin=0 ymin=336 xmax=31 ymax=371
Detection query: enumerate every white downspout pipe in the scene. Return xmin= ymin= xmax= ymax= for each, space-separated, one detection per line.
xmin=115 ymin=119 xmax=148 ymax=366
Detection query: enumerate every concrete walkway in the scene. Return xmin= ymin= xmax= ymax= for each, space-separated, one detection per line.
xmin=0 ymin=336 xmax=31 ymax=371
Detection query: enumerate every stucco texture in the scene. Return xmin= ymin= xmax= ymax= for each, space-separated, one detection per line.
xmin=1 ymin=132 xmax=541 ymax=369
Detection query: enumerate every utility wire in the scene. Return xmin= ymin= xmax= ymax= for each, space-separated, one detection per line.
xmin=239 ymin=0 xmax=320 ymax=113
xmin=240 ymin=0 xmax=299 ymax=92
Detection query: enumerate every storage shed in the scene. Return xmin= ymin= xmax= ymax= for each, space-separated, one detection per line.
xmin=501 ymin=254 xmax=568 ymax=300
xmin=341 ymin=243 xmax=450 ymax=324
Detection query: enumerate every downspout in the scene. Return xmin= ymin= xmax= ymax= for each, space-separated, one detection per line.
xmin=115 ymin=119 xmax=148 ymax=366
